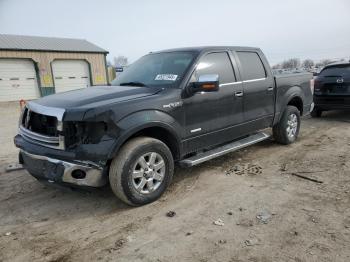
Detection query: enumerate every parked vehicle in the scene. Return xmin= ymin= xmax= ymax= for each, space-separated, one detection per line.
xmin=311 ymin=62 xmax=350 ymax=117
xmin=14 ymin=46 xmax=313 ymax=206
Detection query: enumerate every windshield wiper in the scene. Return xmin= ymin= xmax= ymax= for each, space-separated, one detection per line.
xmin=119 ymin=81 xmax=148 ymax=87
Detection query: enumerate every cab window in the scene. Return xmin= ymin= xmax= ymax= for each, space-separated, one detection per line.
xmin=191 ymin=52 xmax=236 ymax=84
xmin=236 ymin=52 xmax=266 ymax=81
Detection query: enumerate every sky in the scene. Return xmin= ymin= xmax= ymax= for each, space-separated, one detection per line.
xmin=0 ymin=0 xmax=349 ymax=65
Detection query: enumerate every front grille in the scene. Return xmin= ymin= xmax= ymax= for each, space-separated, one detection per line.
xmin=19 ymin=106 xmax=65 ymax=150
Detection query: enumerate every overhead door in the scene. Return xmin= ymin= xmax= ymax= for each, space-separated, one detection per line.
xmin=52 ymin=60 xmax=91 ymax=93
xmin=0 ymin=59 xmax=40 ymax=102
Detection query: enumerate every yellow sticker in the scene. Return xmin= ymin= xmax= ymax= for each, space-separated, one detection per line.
xmin=43 ymin=75 xmax=52 ymax=86
xmin=95 ymin=75 xmax=104 ymax=83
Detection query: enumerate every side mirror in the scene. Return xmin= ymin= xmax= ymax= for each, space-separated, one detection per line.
xmin=189 ymin=74 xmax=219 ymax=94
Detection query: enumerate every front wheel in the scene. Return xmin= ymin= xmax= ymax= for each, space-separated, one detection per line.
xmin=109 ymin=137 xmax=174 ymax=206
xmin=273 ymin=105 xmax=301 ymax=145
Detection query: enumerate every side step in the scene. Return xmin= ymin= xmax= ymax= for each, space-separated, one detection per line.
xmin=179 ymin=132 xmax=270 ymax=167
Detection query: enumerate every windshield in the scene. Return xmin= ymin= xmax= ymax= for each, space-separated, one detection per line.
xmin=319 ymin=65 xmax=350 ymax=77
xmin=111 ymin=51 xmax=197 ymax=88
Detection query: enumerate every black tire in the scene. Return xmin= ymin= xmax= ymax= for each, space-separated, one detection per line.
xmin=310 ymin=107 xmax=322 ymax=118
xmin=109 ymin=137 xmax=174 ymax=206
xmin=273 ymin=105 xmax=301 ymax=145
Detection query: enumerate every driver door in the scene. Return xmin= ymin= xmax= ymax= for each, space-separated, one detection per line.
xmin=183 ymin=51 xmax=244 ymax=152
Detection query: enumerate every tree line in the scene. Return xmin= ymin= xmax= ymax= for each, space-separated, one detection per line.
xmin=107 ymin=55 xmax=129 ymax=68
xmin=272 ymin=58 xmax=348 ymax=70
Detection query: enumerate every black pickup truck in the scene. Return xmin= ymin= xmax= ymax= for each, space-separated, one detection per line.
xmin=14 ymin=46 xmax=313 ymax=206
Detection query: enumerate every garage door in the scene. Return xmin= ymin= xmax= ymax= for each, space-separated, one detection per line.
xmin=0 ymin=59 xmax=40 ymax=102
xmin=52 ymin=60 xmax=91 ymax=93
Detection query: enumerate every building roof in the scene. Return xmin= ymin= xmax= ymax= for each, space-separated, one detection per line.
xmin=0 ymin=34 xmax=108 ymax=54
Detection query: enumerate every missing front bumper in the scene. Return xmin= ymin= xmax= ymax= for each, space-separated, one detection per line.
xmin=20 ymin=150 xmax=107 ymax=187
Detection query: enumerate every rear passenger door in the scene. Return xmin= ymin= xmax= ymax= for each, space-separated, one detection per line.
xmin=235 ymin=51 xmax=275 ymax=130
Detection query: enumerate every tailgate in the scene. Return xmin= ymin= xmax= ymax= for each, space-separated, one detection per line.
xmin=315 ymin=76 xmax=350 ymax=96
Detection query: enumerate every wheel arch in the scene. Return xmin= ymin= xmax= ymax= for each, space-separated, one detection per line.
xmin=126 ymin=124 xmax=181 ymax=160
xmin=287 ymin=95 xmax=304 ymax=115
xmin=274 ymin=85 xmax=305 ymax=126
xmin=109 ymin=112 xmax=182 ymax=160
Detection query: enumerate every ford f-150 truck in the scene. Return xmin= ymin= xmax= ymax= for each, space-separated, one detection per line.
xmin=14 ymin=46 xmax=313 ymax=206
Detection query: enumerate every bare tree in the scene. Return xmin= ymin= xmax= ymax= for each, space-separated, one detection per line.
xmin=320 ymin=59 xmax=333 ymax=66
xmin=302 ymin=59 xmax=314 ymax=69
xmin=281 ymin=58 xmax=301 ymax=69
xmin=315 ymin=62 xmax=324 ymax=68
xmin=314 ymin=59 xmax=335 ymax=68
xmin=272 ymin=64 xmax=282 ymax=69
xmin=113 ymin=55 xmax=129 ymax=67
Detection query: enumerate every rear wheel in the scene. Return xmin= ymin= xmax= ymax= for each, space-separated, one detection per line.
xmin=273 ymin=105 xmax=301 ymax=145
xmin=109 ymin=137 xmax=174 ymax=206
xmin=310 ymin=107 xmax=322 ymax=117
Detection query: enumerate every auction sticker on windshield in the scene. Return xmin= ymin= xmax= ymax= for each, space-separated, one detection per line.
xmin=155 ymin=74 xmax=178 ymax=81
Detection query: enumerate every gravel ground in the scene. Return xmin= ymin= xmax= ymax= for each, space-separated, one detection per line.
xmin=0 ymin=102 xmax=21 ymax=171
xmin=0 ymin=102 xmax=349 ymax=262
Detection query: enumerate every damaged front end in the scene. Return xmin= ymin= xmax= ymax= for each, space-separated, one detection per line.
xmin=14 ymin=102 xmax=119 ymax=188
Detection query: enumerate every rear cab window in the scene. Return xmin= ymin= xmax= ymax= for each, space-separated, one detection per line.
xmin=236 ymin=52 xmax=266 ymax=81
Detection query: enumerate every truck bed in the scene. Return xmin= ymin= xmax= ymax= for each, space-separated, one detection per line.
xmin=274 ymin=72 xmax=313 ymax=120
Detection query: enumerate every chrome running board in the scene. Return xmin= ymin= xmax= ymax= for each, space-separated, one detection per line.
xmin=179 ymin=132 xmax=270 ymax=167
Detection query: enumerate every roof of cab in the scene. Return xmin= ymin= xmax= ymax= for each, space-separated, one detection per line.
xmin=152 ymin=46 xmax=260 ymax=54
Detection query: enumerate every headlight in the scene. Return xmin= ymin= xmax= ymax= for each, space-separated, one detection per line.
xmin=64 ymin=121 xmax=108 ymax=148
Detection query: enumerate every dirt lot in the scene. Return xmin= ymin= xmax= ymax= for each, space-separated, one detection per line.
xmin=0 ymin=102 xmax=349 ymax=262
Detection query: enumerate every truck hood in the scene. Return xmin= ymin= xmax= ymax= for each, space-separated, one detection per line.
xmin=33 ymin=85 xmax=162 ymax=109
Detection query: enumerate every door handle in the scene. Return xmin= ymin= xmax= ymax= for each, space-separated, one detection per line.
xmin=267 ymin=87 xmax=274 ymax=91
xmin=235 ymin=91 xmax=244 ymax=97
